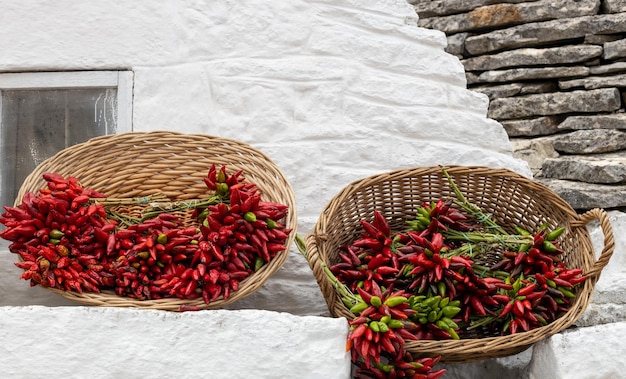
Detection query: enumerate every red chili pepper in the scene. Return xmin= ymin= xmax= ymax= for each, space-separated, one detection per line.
xmin=513 ymin=299 xmax=526 ymax=317
xmin=372 ymin=211 xmax=391 ymax=237
xmin=552 ymin=277 xmax=573 ymax=288
xmin=360 ymin=220 xmax=382 ymax=240
xmin=470 ymin=296 xmax=486 ymax=316
xmin=524 ymin=290 xmax=546 ymax=301
xmin=517 ymin=283 xmax=537 ymax=296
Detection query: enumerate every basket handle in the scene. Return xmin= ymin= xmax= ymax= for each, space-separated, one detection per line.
xmin=571 ymin=208 xmax=615 ymax=279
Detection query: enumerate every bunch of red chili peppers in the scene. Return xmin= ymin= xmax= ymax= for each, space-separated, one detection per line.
xmin=326 ymin=172 xmax=586 ymax=379
xmin=0 ymin=164 xmax=291 ymax=306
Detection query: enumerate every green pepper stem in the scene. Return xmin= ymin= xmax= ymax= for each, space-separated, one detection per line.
xmin=467 ymin=315 xmax=499 ymax=330
xmin=295 ymin=234 xmax=359 ymax=305
xmin=441 ymin=166 xmax=508 ymax=235
xmin=93 ymin=194 xmax=225 ymax=224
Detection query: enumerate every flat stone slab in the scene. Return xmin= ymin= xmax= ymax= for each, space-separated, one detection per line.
xmin=472 ymin=82 xmax=557 ymax=100
xmin=510 ymin=138 xmax=558 ymax=174
xmin=559 ymin=73 xmax=626 ymax=90
xmin=558 ymin=113 xmax=626 ymax=130
xmin=462 ymin=45 xmax=602 ymax=71
xmin=418 ymin=0 xmax=600 ymax=35
xmin=412 ymin=0 xmax=547 ymax=18
xmin=603 ymin=37 xmax=626 ymax=59
xmin=488 ymin=88 xmax=621 ymax=119
xmin=502 ymin=116 xmax=563 ymax=137
xmin=589 ymin=61 xmax=626 ymax=75
xmin=541 ymin=153 xmax=626 ymax=184
xmin=471 ymin=66 xmax=589 ymax=85
xmin=549 ymin=129 xmax=626 ymax=154
xmin=465 ymin=13 xmax=626 ymax=55
xmin=537 ymin=178 xmax=626 ymax=209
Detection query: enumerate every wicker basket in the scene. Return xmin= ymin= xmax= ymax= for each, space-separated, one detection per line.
xmin=14 ymin=131 xmax=297 ymax=311
xmin=303 ymin=165 xmax=615 ymax=363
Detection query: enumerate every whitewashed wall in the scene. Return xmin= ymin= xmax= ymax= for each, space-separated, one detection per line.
xmin=0 ymin=0 xmax=530 ymax=315
xmin=4 ymin=1 xmax=619 ymax=378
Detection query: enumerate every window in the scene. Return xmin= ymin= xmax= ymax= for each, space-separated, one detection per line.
xmin=0 ymin=71 xmax=133 ymax=207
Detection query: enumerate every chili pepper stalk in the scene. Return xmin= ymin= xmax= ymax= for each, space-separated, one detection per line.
xmin=441 ymin=166 xmax=508 ymax=235
xmin=295 ymin=234 xmax=359 ymax=306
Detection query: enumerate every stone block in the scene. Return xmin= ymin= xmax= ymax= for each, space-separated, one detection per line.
xmin=446 ymin=32 xmax=469 ymax=57
xmin=603 ymin=38 xmax=626 ymax=60
xmin=589 ymin=62 xmax=626 ymax=75
xmin=537 ymin=178 xmax=626 ymax=209
xmin=502 ymin=116 xmax=563 ymax=137
xmin=602 ymin=0 xmax=626 ymax=13
xmin=549 ymin=129 xmax=626 ymax=154
xmin=412 ymin=0 xmax=542 ymax=18
xmin=465 ymin=13 xmax=626 ymax=55
xmin=559 ymin=73 xmax=626 ymax=90
xmin=462 ymin=45 xmax=602 ymax=71
xmin=488 ymin=88 xmax=621 ymax=120
xmin=474 ymin=66 xmax=589 ymax=84
xmin=419 ymin=0 xmax=599 ymax=35
xmin=541 ymin=154 xmax=626 ymax=184
xmin=558 ymin=114 xmax=626 ymax=130
xmin=510 ymin=137 xmax=559 ymax=174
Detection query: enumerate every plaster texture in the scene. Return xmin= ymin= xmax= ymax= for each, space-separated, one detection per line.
xmin=0 ymin=306 xmax=350 ymax=379
xmin=1 ymin=1 xmax=622 ymax=378
xmin=0 ymin=0 xmax=530 ymax=316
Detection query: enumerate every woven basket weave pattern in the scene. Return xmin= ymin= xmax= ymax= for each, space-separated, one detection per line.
xmin=305 ymin=165 xmax=614 ymax=362
xmin=15 ymin=131 xmax=297 ymax=311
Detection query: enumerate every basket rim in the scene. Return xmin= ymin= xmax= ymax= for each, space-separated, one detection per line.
xmin=11 ymin=130 xmax=298 ymax=311
xmin=302 ymin=165 xmax=615 ymax=362
xmin=312 ymin=165 xmax=577 ymax=234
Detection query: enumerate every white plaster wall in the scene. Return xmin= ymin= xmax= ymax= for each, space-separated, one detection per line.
xmin=0 ymin=0 xmax=531 ymax=315
xmin=13 ymin=1 xmax=624 ymax=378
xmin=0 ymin=306 xmax=351 ymax=379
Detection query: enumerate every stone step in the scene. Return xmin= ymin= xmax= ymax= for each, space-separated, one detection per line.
xmin=539 ymin=153 xmax=626 ymax=183
xmin=536 ymin=177 xmax=626 ymax=209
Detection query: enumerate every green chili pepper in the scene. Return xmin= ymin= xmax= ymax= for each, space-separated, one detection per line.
xmin=546 ymin=227 xmax=566 ymax=241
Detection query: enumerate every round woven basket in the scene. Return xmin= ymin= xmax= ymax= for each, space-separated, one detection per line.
xmin=14 ymin=131 xmax=297 ymax=311
xmin=303 ymin=165 xmax=615 ymax=363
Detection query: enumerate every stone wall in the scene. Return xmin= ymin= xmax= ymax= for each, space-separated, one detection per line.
xmin=410 ymin=0 xmax=626 ymax=211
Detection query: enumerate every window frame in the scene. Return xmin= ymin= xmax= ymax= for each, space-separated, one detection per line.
xmin=0 ymin=70 xmax=133 ymax=207
xmin=0 ymin=70 xmax=133 ymax=133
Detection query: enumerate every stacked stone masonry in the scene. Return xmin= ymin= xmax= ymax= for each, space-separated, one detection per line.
xmin=409 ymin=0 xmax=626 ymax=211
